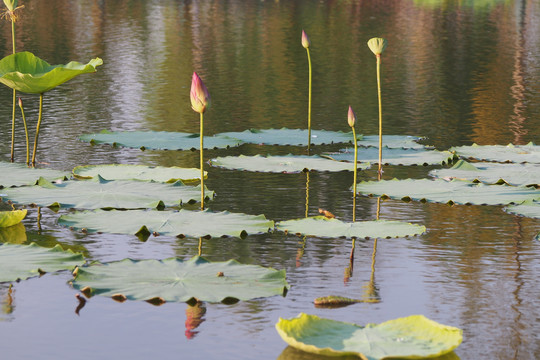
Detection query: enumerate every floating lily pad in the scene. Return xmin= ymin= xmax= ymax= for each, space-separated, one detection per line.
xmin=357 ymin=135 xmax=430 ymax=149
xmin=71 ymin=256 xmax=289 ymax=304
xmin=0 ymin=210 xmax=27 ymax=227
xmin=1 ymin=177 xmax=213 ymax=210
xmin=217 ymin=128 xmax=360 ymax=146
xmin=275 ymin=313 xmax=462 ymax=359
xmin=0 ymin=243 xmax=84 ymax=282
xmin=0 ymin=162 xmax=68 ymax=187
xmin=276 ymin=216 xmax=426 ymax=239
xmin=449 ymin=143 xmax=540 ymax=163
xmin=73 ymin=164 xmax=205 ymax=183
xmin=325 ymin=148 xmax=456 ymax=166
xmin=79 ymin=130 xmax=241 ymax=150
xmin=504 ymin=200 xmax=540 ymax=219
xmin=429 ymin=160 xmax=540 ymax=187
xmin=210 ymin=155 xmax=371 ymax=173
xmin=58 ymin=209 xmax=274 ymax=239
xmin=356 ymin=178 xmax=540 ymax=205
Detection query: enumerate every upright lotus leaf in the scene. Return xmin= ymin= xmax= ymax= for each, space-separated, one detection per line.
xmin=356 ymin=178 xmax=540 ymax=205
xmin=326 ymin=147 xmax=456 ymax=166
xmin=0 ymin=243 xmax=84 ymax=282
xmin=73 ymin=164 xmax=205 ymax=183
xmin=449 ymin=143 xmax=540 ymax=163
xmin=58 ymin=209 xmax=274 ymax=239
xmin=79 ymin=130 xmax=240 ymax=150
xmin=275 ymin=313 xmax=462 ymax=359
xmin=210 ymin=154 xmax=371 ymax=173
xmin=504 ymin=200 xmax=540 ymax=219
xmin=429 ymin=160 xmax=540 ymax=187
xmin=71 ymin=256 xmax=289 ymax=303
xmin=217 ymin=128 xmax=361 ymax=146
xmin=1 ymin=177 xmax=213 ymax=209
xmin=0 ymin=161 xmax=68 ymax=187
xmin=276 ymin=216 xmax=426 ymax=239
xmin=0 ymin=209 xmax=26 ymax=227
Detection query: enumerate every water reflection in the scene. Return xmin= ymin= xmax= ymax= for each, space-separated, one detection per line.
xmin=0 ymin=284 xmax=14 ymax=322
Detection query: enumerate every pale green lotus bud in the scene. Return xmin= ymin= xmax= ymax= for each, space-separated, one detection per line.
xmin=301 ymin=30 xmax=310 ymax=49
xmin=367 ymin=37 xmax=387 ymax=56
xmin=347 ymin=106 xmax=356 ymax=128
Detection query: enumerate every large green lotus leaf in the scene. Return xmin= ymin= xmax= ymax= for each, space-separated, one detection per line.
xmin=79 ymin=130 xmax=241 ymax=150
xmin=276 ymin=216 xmax=426 ymax=239
xmin=0 ymin=210 xmax=27 ymax=227
xmin=504 ymin=200 xmax=540 ymax=219
xmin=356 ymin=178 xmax=540 ymax=205
xmin=71 ymin=255 xmax=289 ymax=303
xmin=210 ymin=154 xmax=371 ymax=173
xmin=429 ymin=160 xmax=540 ymax=187
xmin=217 ymin=128 xmax=360 ymax=146
xmin=357 ymin=135 xmax=430 ymax=149
xmin=449 ymin=143 xmax=540 ymax=163
xmin=325 ymin=148 xmax=456 ymax=166
xmin=73 ymin=164 xmax=205 ymax=183
xmin=0 ymin=161 xmax=68 ymax=187
xmin=0 ymin=52 xmax=102 ymax=93
xmin=275 ymin=313 xmax=462 ymax=359
xmin=0 ymin=243 xmax=84 ymax=282
xmin=58 ymin=209 xmax=274 ymax=239
xmin=1 ymin=177 xmax=213 ymax=209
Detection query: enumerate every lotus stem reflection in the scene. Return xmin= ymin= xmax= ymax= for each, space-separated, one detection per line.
xmin=302 ymin=30 xmax=313 ymax=154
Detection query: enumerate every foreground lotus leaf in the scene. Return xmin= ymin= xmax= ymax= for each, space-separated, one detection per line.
xmin=58 ymin=209 xmax=274 ymax=239
xmin=276 ymin=216 xmax=426 ymax=239
xmin=1 ymin=177 xmax=213 ymax=210
xmin=504 ymin=200 xmax=540 ymax=219
xmin=325 ymin=147 xmax=456 ymax=166
xmin=449 ymin=143 xmax=540 ymax=163
xmin=210 ymin=154 xmax=371 ymax=173
xmin=79 ymin=130 xmax=241 ymax=150
xmin=73 ymin=164 xmax=205 ymax=183
xmin=0 ymin=243 xmax=84 ymax=282
xmin=0 ymin=209 xmax=27 ymax=227
xmin=429 ymin=160 xmax=540 ymax=186
xmin=71 ymin=256 xmax=289 ymax=304
xmin=357 ymin=178 xmax=540 ymax=205
xmin=217 ymin=128 xmax=360 ymax=146
xmin=275 ymin=313 xmax=462 ymax=359
xmin=0 ymin=161 xmax=68 ymax=187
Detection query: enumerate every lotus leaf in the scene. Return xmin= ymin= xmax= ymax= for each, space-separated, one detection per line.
xmin=449 ymin=143 xmax=540 ymax=163
xmin=72 ymin=164 xmax=205 ymax=183
xmin=0 ymin=161 xmax=68 ymax=187
xmin=504 ymin=200 xmax=540 ymax=219
xmin=217 ymin=128 xmax=360 ymax=146
xmin=0 ymin=209 xmax=26 ymax=227
xmin=1 ymin=177 xmax=213 ymax=210
xmin=71 ymin=256 xmax=289 ymax=303
xmin=429 ymin=160 xmax=540 ymax=187
xmin=325 ymin=148 xmax=456 ymax=166
xmin=79 ymin=130 xmax=241 ymax=150
xmin=0 ymin=243 xmax=84 ymax=282
xmin=58 ymin=209 xmax=274 ymax=239
xmin=357 ymin=135 xmax=430 ymax=149
xmin=0 ymin=52 xmax=103 ymax=93
xmin=210 ymin=154 xmax=371 ymax=173
xmin=275 ymin=313 xmax=462 ymax=359
xmin=276 ymin=216 xmax=426 ymax=239
xmin=356 ymin=178 xmax=540 ymax=205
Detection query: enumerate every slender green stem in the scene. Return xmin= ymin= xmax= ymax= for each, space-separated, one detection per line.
xmin=9 ymin=20 xmax=16 ymax=162
xmin=18 ymin=98 xmax=29 ymax=165
xmin=11 ymin=19 xmax=15 ymax=53
xmin=306 ymin=48 xmax=312 ymax=155
xmin=376 ymin=55 xmax=383 ymax=180
xmin=351 ymin=126 xmax=358 ymax=222
xmin=31 ymin=93 xmax=43 ymax=166
xmin=200 ymin=112 xmax=205 ymax=210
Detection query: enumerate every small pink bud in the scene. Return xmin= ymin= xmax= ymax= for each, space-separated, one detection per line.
xmin=301 ymin=30 xmax=310 ymax=49
xmin=347 ymin=106 xmax=356 ymax=127
xmin=18 ymin=97 xmax=22 ymax=107
xmin=190 ymin=72 xmax=211 ymax=114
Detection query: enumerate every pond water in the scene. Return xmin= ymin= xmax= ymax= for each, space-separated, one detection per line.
xmin=0 ymin=0 xmax=539 ymax=359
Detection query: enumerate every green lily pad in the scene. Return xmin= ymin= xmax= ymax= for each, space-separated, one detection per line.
xmin=276 ymin=216 xmax=426 ymax=239
xmin=71 ymin=255 xmax=289 ymax=304
xmin=73 ymin=164 xmax=205 ymax=183
xmin=357 ymin=135 xmax=430 ymax=149
xmin=429 ymin=160 xmax=540 ymax=187
xmin=1 ymin=177 xmax=213 ymax=210
xmin=504 ymin=200 xmax=540 ymax=219
xmin=0 ymin=162 xmax=68 ymax=187
xmin=0 ymin=243 xmax=84 ymax=282
xmin=275 ymin=313 xmax=462 ymax=359
xmin=58 ymin=209 xmax=274 ymax=239
xmin=449 ymin=143 xmax=540 ymax=163
xmin=217 ymin=128 xmax=360 ymax=146
xmin=325 ymin=148 xmax=456 ymax=166
xmin=210 ymin=154 xmax=371 ymax=173
xmin=0 ymin=52 xmax=102 ymax=94
xmin=79 ymin=130 xmax=241 ymax=150
xmin=0 ymin=210 xmax=27 ymax=227
xmin=356 ymin=178 xmax=540 ymax=205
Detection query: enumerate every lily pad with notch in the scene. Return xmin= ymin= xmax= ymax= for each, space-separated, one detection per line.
xmin=325 ymin=147 xmax=456 ymax=166
xmin=449 ymin=143 xmax=540 ymax=163
xmin=504 ymin=199 xmax=540 ymax=219
xmin=0 ymin=161 xmax=68 ymax=187
xmin=73 ymin=164 xmax=205 ymax=183
xmin=217 ymin=128 xmax=359 ymax=146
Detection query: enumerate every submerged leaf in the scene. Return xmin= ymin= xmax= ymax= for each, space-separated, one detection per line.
xmin=0 ymin=210 xmax=27 ymax=227
xmin=217 ymin=128 xmax=360 ymax=146
xmin=504 ymin=200 xmax=540 ymax=219
xmin=326 ymin=148 xmax=456 ymax=166
xmin=0 ymin=161 xmax=68 ymax=187
xmin=73 ymin=164 xmax=205 ymax=183
xmin=450 ymin=143 xmax=540 ymax=163
xmin=313 ymin=295 xmax=379 ymax=307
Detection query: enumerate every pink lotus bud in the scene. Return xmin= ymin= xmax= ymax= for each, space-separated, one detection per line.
xmin=190 ymin=72 xmax=210 ymax=114
xmin=347 ymin=106 xmax=356 ymax=127
xmin=18 ymin=97 xmax=22 ymax=107
xmin=301 ymin=30 xmax=310 ymax=49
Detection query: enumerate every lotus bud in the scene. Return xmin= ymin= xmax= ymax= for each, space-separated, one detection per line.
xmin=367 ymin=37 xmax=387 ymax=56
xmin=17 ymin=97 xmax=22 ymax=108
xmin=301 ymin=30 xmax=310 ymax=49
xmin=347 ymin=106 xmax=356 ymax=128
xmin=3 ymin=0 xmax=17 ymax=12
xmin=190 ymin=72 xmax=210 ymax=114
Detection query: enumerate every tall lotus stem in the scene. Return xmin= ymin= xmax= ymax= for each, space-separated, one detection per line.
xmin=31 ymin=93 xmax=43 ymax=166
xmin=302 ymin=30 xmax=312 ymax=154
xmin=348 ymin=106 xmax=358 ymax=222
xmin=199 ymin=112 xmax=204 ymax=208
xmin=17 ymin=97 xmax=29 ymax=165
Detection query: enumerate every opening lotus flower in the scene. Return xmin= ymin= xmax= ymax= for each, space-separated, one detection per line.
xmin=347 ymin=105 xmax=356 ymax=128
xmin=190 ymin=72 xmax=211 ymax=114
xmin=367 ymin=37 xmax=387 ymax=57
xmin=301 ymin=29 xmax=310 ymax=49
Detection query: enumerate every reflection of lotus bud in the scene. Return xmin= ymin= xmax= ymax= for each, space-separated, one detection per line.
xmin=301 ymin=30 xmax=310 ymax=49
xmin=367 ymin=37 xmax=387 ymax=56
xmin=347 ymin=106 xmax=356 ymax=128
xmin=185 ymin=301 xmax=206 ymax=339
xmin=3 ymin=0 xmax=17 ymax=12
xmin=190 ymin=72 xmax=210 ymax=114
